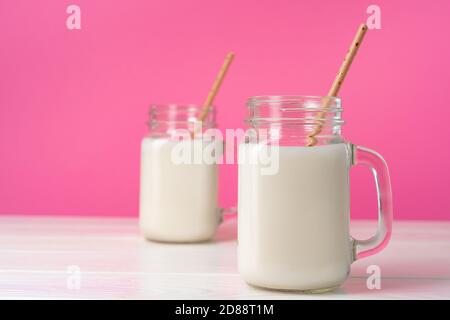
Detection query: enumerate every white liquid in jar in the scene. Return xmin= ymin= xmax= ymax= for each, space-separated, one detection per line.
xmin=238 ymin=143 xmax=353 ymax=290
xmin=140 ymin=137 xmax=221 ymax=242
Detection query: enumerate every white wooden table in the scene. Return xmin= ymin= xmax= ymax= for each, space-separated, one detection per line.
xmin=0 ymin=216 xmax=449 ymax=299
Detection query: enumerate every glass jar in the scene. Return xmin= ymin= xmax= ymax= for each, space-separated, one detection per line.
xmin=237 ymin=96 xmax=393 ymax=292
xmin=139 ymin=104 xmax=223 ymax=242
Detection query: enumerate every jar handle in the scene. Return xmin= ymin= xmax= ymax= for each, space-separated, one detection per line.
xmin=217 ymin=207 xmax=237 ymax=224
xmin=350 ymin=144 xmax=393 ymax=261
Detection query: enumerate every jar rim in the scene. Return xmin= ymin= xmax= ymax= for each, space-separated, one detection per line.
xmin=247 ymin=95 xmax=342 ymax=111
xmin=147 ymin=103 xmax=216 ymax=129
xmin=149 ymin=103 xmax=215 ymax=112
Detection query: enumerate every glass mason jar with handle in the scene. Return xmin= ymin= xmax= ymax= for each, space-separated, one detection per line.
xmin=237 ymin=96 xmax=393 ymax=292
xmin=140 ymin=104 xmax=223 ymax=243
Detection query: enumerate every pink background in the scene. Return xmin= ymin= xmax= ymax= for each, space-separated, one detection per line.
xmin=1 ymin=0 xmax=449 ymax=220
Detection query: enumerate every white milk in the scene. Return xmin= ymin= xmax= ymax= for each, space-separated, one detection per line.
xmin=140 ymin=137 xmax=221 ymax=242
xmin=238 ymin=143 xmax=353 ymax=291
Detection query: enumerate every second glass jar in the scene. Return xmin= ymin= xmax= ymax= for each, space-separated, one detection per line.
xmin=139 ymin=104 xmax=223 ymax=242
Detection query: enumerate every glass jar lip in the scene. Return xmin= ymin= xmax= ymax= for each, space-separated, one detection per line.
xmin=149 ymin=103 xmax=215 ymax=112
xmin=148 ymin=103 xmax=216 ymax=128
xmin=247 ymin=95 xmax=342 ymax=111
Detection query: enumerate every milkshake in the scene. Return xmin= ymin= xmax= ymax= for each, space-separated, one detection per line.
xmin=238 ymin=143 xmax=352 ymax=290
xmin=237 ymin=95 xmax=393 ymax=291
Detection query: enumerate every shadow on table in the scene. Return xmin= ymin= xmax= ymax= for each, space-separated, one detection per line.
xmin=241 ymin=275 xmax=444 ymax=299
